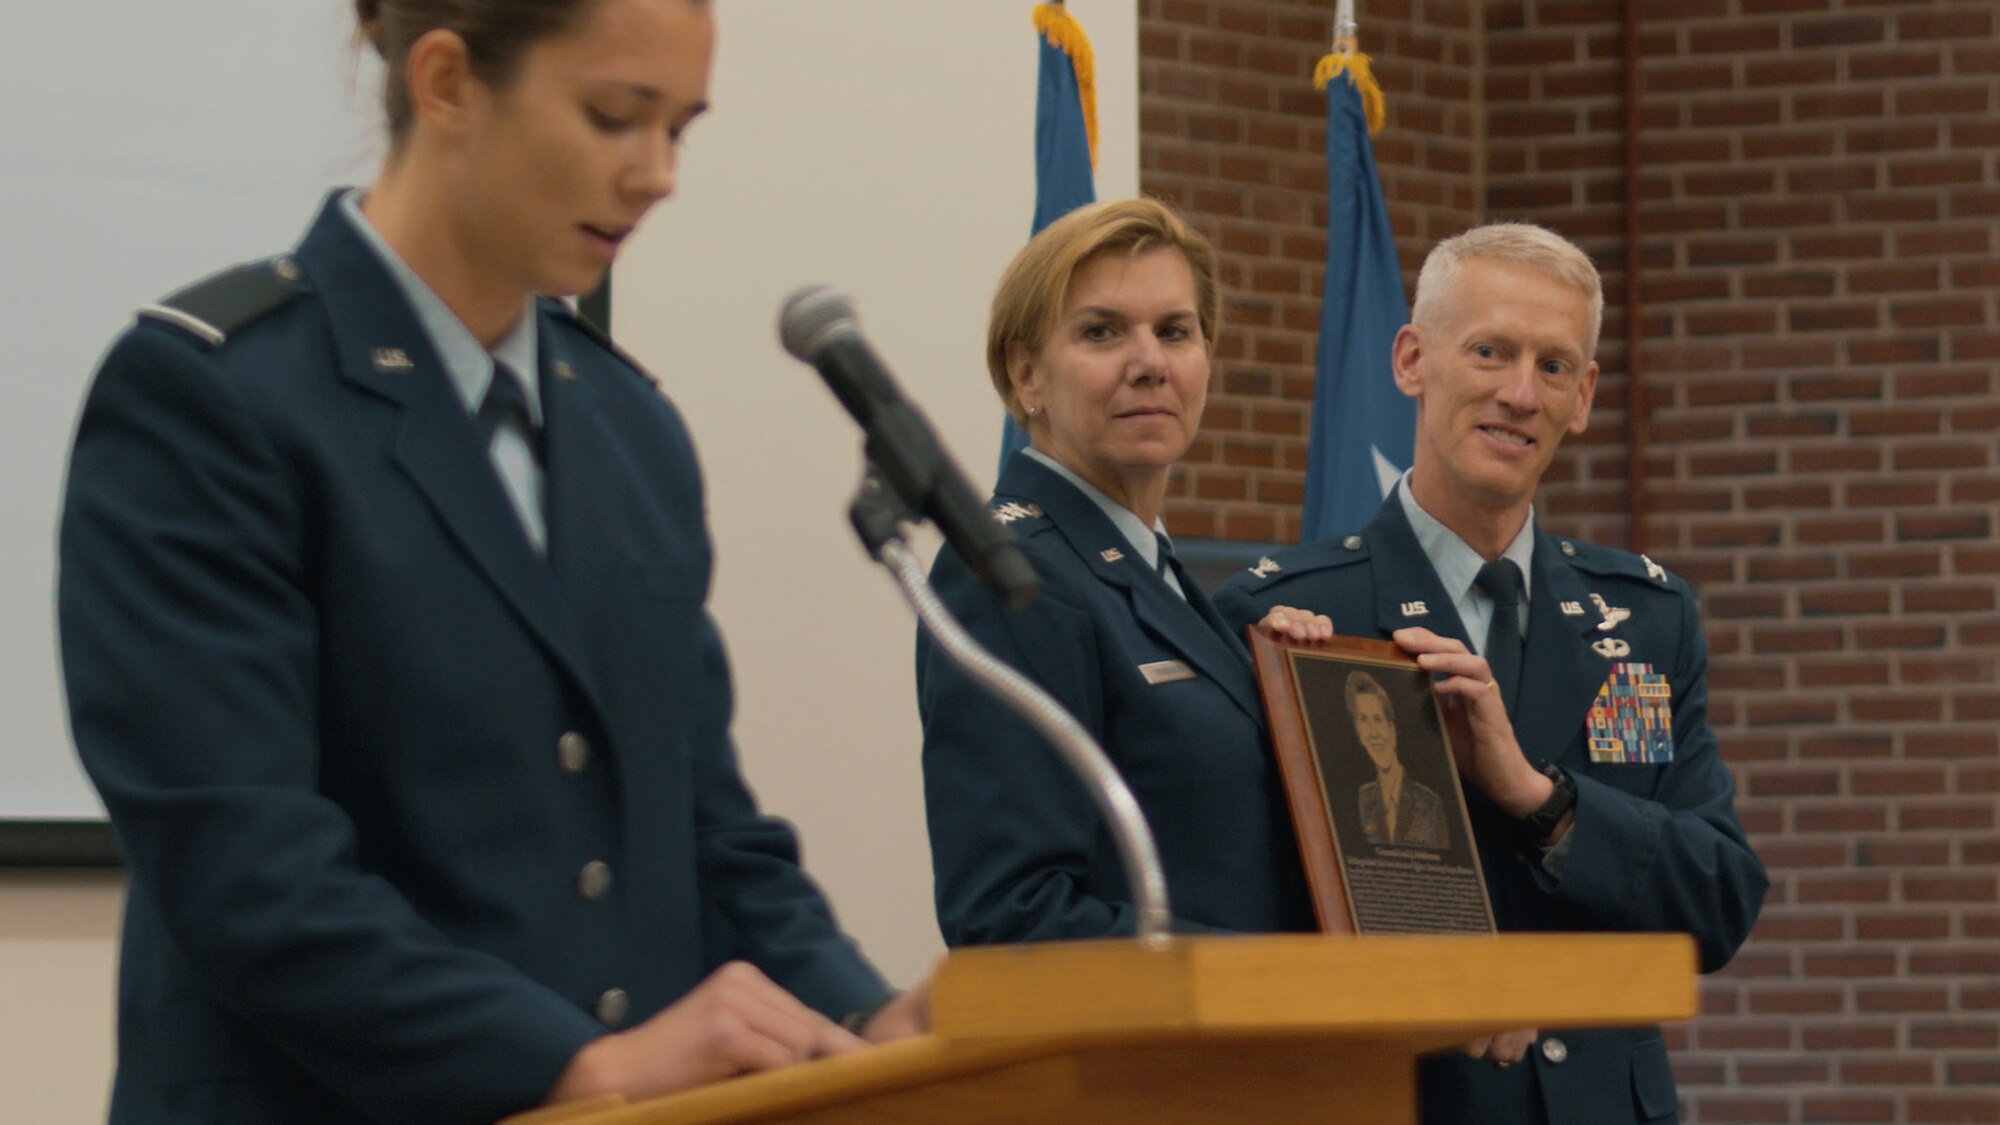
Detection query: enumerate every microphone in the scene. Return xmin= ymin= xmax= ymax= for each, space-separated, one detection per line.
xmin=780 ymin=286 xmax=1039 ymax=608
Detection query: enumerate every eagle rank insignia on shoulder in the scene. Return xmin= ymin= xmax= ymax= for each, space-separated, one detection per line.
xmin=991 ymin=501 xmax=1043 ymax=525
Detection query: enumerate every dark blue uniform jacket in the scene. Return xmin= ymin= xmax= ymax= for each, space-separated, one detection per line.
xmin=58 ymin=195 xmax=887 ymax=1124
xmin=1214 ymin=493 xmax=1768 ymax=1125
xmin=919 ymin=452 xmax=1314 ymax=945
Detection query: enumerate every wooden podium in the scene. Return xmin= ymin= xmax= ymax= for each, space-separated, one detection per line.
xmin=504 ymin=934 xmax=1695 ymax=1125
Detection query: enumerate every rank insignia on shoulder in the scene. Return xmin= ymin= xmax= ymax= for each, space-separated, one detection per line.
xmin=991 ymin=501 xmax=1043 ymax=525
xmin=1100 ymin=548 xmax=1125 ymax=563
xmin=138 ymin=255 xmax=305 ymax=349
xmin=1642 ymin=554 xmax=1669 ymax=584
xmin=1249 ymin=556 xmax=1282 ymax=579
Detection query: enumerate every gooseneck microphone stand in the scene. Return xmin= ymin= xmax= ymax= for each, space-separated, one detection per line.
xmin=847 ymin=472 xmax=1175 ymax=949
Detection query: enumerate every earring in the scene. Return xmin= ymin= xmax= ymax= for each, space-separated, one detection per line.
xmin=1026 ymin=404 xmax=1040 ymax=416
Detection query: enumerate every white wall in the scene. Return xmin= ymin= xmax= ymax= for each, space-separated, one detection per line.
xmin=0 ymin=2 xmax=1137 ymax=1119
xmin=620 ymin=0 xmax=1139 ymax=986
xmin=1 ymin=2 xmax=377 ymax=818
xmin=0 ymin=873 xmax=123 ymax=1121
xmin=2 ymin=3 xmax=378 ymax=1115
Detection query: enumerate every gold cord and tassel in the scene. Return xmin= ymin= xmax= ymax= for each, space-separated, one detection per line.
xmin=1033 ymin=2 xmax=1099 ymax=167
xmin=1313 ymin=36 xmax=1386 ymax=136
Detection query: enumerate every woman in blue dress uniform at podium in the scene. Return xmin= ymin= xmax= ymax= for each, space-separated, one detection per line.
xmin=58 ymin=1 xmax=922 ymax=1120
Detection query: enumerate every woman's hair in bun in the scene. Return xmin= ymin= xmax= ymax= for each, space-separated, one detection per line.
xmin=352 ymin=0 xmax=385 ymax=53
xmin=355 ymin=0 xmax=596 ymax=141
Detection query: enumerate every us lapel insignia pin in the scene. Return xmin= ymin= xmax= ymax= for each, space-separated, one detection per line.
xmin=1400 ymin=600 xmax=1429 ymax=617
xmin=1642 ymin=554 xmax=1668 ymax=584
xmin=1100 ymin=548 xmax=1125 ymax=563
xmin=1249 ymin=556 xmax=1282 ymax=579
xmin=1589 ymin=592 xmax=1632 ymax=632
xmin=1592 ymin=637 xmax=1633 ymax=658
xmin=552 ymin=360 xmax=577 ymax=382
xmin=371 ymin=347 xmax=414 ymax=373
xmin=1561 ymin=600 xmax=1587 ymax=616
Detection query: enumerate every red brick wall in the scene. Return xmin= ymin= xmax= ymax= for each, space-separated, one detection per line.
xmin=1143 ymin=1 xmax=2000 ymax=1121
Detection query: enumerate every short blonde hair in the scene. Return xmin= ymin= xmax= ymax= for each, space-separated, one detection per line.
xmin=1344 ymin=669 xmax=1389 ymax=715
xmin=986 ymin=198 xmax=1221 ymax=425
xmin=1411 ymin=223 xmax=1603 ymax=358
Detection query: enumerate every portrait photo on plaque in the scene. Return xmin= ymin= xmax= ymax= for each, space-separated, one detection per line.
xmin=1247 ymin=633 xmax=1495 ymax=936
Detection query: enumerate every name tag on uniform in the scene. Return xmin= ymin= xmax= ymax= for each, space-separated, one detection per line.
xmin=1138 ymin=660 xmax=1197 ymax=685
xmin=1586 ymin=662 xmax=1674 ymax=764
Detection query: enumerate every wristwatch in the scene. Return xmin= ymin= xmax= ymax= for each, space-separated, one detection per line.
xmin=1517 ymin=762 xmax=1577 ymax=844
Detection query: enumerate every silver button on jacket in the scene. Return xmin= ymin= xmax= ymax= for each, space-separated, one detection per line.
xmin=594 ymin=988 xmax=630 ymax=1028
xmin=577 ymin=860 xmax=613 ymax=901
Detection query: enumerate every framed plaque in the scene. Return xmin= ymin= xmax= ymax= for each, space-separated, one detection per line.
xmin=1248 ymin=631 xmax=1495 ymax=936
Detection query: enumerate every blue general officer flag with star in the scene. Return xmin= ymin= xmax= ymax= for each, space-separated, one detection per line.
xmin=1001 ymin=3 xmax=1098 ymax=469
xmin=1300 ymin=58 xmax=1414 ymax=541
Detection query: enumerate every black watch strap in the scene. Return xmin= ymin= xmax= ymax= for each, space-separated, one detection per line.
xmin=1517 ymin=762 xmax=1577 ymax=843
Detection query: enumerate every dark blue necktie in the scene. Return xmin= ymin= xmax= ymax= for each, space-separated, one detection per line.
xmin=1154 ymin=531 xmax=1189 ymax=602
xmin=478 ymin=362 xmax=542 ymax=465
xmin=1155 ymin=530 xmax=1247 ymax=659
xmin=1474 ymin=558 xmax=1525 ymax=715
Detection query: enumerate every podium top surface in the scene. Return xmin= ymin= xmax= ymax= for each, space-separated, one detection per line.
xmin=933 ymin=932 xmax=1697 ymax=1039
xmin=504 ymin=933 xmax=1697 ymax=1125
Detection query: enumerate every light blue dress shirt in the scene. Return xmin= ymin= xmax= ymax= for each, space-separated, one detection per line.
xmin=1396 ymin=469 xmax=1534 ymax=654
xmin=1023 ymin=447 xmax=1185 ymax=600
xmin=339 ymin=190 xmax=547 ymax=553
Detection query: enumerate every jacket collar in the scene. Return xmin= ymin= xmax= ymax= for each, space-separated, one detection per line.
xmin=1365 ymin=494 xmax=1473 ymax=646
xmin=1000 ymin=453 xmax=1263 ymax=724
xmin=292 ymin=192 xmax=607 ymax=718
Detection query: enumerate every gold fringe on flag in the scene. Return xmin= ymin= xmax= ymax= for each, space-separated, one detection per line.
xmin=1314 ymin=38 xmax=1386 ymax=136
xmin=1033 ymin=2 xmax=1099 ymax=168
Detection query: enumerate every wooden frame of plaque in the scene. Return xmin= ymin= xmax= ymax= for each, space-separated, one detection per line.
xmin=1248 ymin=631 xmax=1497 ymax=936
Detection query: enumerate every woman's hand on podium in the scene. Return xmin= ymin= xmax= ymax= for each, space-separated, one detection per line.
xmin=859 ymin=973 xmax=933 ymax=1044
xmin=546 ymin=961 xmax=866 ymax=1105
